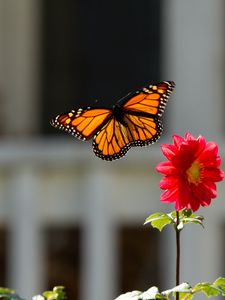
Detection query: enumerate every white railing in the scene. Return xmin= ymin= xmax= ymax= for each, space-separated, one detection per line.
xmin=0 ymin=139 xmax=224 ymax=299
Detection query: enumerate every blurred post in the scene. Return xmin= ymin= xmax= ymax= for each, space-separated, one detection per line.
xmin=7 ymin=165 xmax=44 ymax=299
xmin=163 ymin=0 xmax=225 ymax=140
xmin=0 ymin=0 xmax=41 ymax=135
xmin=162 ymin=0 xmax=225 ymax=294
xmin=81 ymin=167 xmax=117 ymax=300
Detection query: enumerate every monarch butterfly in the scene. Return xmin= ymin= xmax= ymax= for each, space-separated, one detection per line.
xmin=50 ymin=81 xmax=175 ymax=161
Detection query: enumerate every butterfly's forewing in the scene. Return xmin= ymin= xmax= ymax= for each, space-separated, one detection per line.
xmin=122 ymin=81 xmax=175 ymax=117
xmin=50 ymin=108 xmax=113 ymax=140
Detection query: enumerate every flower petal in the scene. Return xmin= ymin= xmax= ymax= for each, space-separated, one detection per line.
xmin=161 ymin=144 xmax=177 ymax=160
xmin=159 ymin=176 xmax=179 ymax=189
xmin=185 ymin=132 xmax=196 ymax=141
xmin=172 ymin=144 xmax=193 ymax=168
xmin=172 ymin=134 xmax=184 ymax=148
xmin=202 ymin=181 xmax=217 ymax=198
xmin=191 ymin=183 xmax=215 ymax=206
xmin=188 ymin=136 xmax=206 ymax=159
xmin=160 ymin=188 xmax=178 ymax=203
xmin=156 ymin=161 xmax=179 ymax=175
xmin=203 ymin=168 xmax=224 ymax=182
xmin=188 ymin=195 xmax=201 ymax=211
xmin=215 ymin=157 xmax=222 ymax=168
xmin=198 ymin=142 xmax=218 ymax=162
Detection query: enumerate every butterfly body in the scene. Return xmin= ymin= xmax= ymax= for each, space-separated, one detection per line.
xmin=112 ymin=103 xmax=128 ymax=127
xmin=51 ymin=81 xmax=175 ymax=161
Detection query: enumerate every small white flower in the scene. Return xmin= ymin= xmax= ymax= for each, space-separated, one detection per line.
xmin=32 ymin=295 xmax=45 ymax=300
xmin=114 ymin=290 xmax=142 ymax=300
xmin=163 ymin=282 xmax=191 ymax=295
xmin=142 ymin=286 xmax=160 ymax=299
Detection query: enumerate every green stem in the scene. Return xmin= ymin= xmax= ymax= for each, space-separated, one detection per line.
xmin=176 ymin=210 xmax=180 ymax=300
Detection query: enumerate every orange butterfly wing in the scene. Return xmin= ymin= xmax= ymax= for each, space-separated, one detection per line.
xmin=50 ymin=108 xmax=112 ymax=140
xmin=122 ymin=81 xmax=175 ymax=116
xmin=124 ymin=114 xmax=162 ymax=146
xmin=50 ymin=81 xmax=175 ymax=161
xmin=92 ymin=81 xmax=175 ymax=160
xmin=92 ymin=114 xmax=163 ymax=161
xmin=122 ymin=81 xmax=174 ymax=146
xmin=93 ymin=118 xmax=133 ymax=160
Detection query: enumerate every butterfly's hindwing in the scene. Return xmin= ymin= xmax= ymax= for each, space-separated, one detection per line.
xmin=124 ymin=114 xmax=163 ymax=147
xmin=92 ymin=114 xmax=163 ymax=161
xmin=93 ymin=118 xmax=133 ymax=161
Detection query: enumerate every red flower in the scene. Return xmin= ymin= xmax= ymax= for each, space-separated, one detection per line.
xmin=156 ymin=133 xmax=224 ymax=211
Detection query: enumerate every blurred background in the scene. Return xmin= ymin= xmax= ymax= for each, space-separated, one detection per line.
xmin=0 ymin=0 xmax=225 ymax=299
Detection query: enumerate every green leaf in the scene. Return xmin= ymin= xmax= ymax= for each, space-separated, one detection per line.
xmin=144 ymin=213 xmax=172 ymax=232
xmin=179 ymin=294 xmax=193 ymax=300
xmin=213 ymin=276 xmax=225 ymax=286
xmin=182 ymin=209 xmax=193 ymax=217
xmin=173 ymin=210 xmax=204 ymax=229
xmin=193 ymin=282 xmax=221 ymax=297
xmin=212 ymin=277 xmax=225 ymax=295
xmin=42 ymin=287 xmax=66 ymax=300
xmin=182 ymin=215 xmax=204 ymax=228
xmin=0 ymin=288 xmax=25 ymax=300
xmin=115 ymin=279 xmax=225 ymax=300
xmin=145 ymin=210 xmax=204 ymax=232
xmin=0 ymin=289 xmax=15 ymax=295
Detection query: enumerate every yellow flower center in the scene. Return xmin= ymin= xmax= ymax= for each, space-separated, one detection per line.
xmin=186 ymin=161 xmax=202 ymax=185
